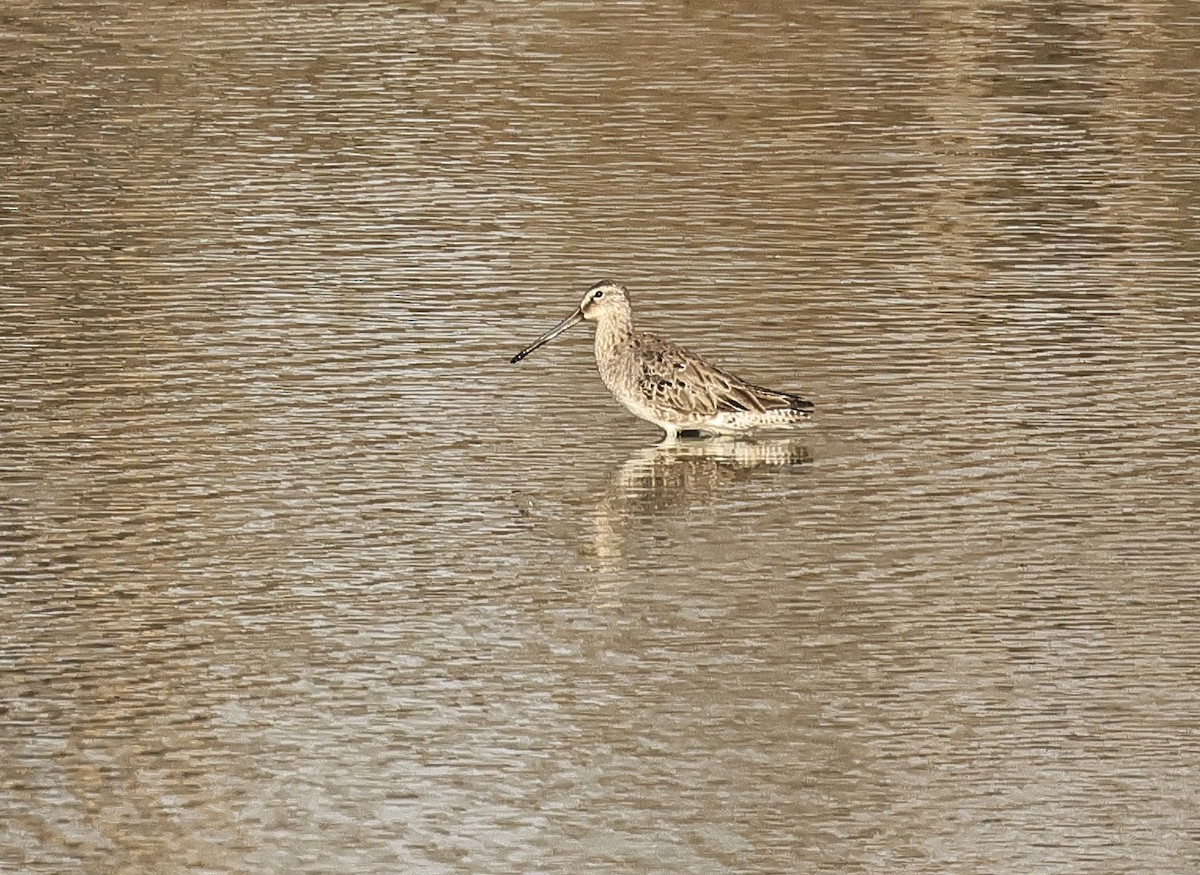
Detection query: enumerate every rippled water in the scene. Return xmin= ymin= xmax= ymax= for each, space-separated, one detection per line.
xmin=3 ymin=1 xmax=1199 ymax=872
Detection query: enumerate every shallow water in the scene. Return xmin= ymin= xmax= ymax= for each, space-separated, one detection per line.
xmin=3 ymin=1 xmax=1199 ymax=872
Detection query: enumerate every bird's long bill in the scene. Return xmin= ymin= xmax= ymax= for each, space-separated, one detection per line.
xmin=510 ymin=308 xmax=584 ymax=363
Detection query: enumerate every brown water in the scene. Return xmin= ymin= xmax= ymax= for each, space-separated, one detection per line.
xmin=3 ymin=1 xmax=1199 ymax=873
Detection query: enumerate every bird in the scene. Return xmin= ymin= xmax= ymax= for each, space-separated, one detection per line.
xmin=511 ymin=280 xmax=813 ymax=441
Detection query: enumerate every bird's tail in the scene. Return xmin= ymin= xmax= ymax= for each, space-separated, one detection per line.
xmin=753 ymin=384 xmax=814 ymax=417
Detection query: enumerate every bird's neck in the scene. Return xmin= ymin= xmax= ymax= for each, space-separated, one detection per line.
xmin=594 ymin=309 xmax=635 ymax=359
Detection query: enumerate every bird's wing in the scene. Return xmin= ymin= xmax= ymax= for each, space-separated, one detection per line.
xmin=634 ymin=334 xmax=772 ymax=417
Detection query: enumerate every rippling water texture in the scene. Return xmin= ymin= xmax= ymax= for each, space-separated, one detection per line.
xmin=3 ymin=2 xmax=1199 ymax=872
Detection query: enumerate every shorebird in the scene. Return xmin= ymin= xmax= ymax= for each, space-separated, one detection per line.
xmin=511 ymin=280 xmax=813 ymax=441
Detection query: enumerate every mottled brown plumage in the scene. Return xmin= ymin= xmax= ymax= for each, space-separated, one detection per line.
xmin=512 ymin=280 xmax=813 ymax=441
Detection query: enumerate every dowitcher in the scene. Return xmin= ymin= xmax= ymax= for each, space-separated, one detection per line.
xmin=511 ymin=280 xmax=814 ymax=440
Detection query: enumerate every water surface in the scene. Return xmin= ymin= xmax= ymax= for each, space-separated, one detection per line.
xmin=3 ymin=1 xmax=1199 ymax=872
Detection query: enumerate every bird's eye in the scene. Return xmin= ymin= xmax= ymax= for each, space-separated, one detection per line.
xmin=594 ymin=290 xmax=604 ymax=299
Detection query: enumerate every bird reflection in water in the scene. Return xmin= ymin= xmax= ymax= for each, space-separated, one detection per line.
xmin=590 ymin=437 xmax=813 ymax=569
